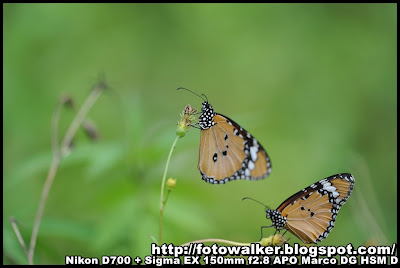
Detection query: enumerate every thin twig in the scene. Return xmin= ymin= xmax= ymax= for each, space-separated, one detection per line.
xmin=51 ymin=100 xmax=63 ymax=157
xmin=27 ymin=157 xmax=60 ymax=264
xmin=10 ymin=217 xmax=29 ymax=259
xmin=60 ymin=86 xmax=103 ymax=156
xmin=27 ymin=84 xmax=105 ymax=264
xmin=10 ymin=98 xmax=66 ymax=264
xmin=163 ymin=190 xmax=171 ymax=208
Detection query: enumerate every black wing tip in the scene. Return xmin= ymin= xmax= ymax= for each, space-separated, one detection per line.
xmin=330 ymin=173 xmax=355 ymax=183
xmin=200 ymin=171 xmax=271 ymax=185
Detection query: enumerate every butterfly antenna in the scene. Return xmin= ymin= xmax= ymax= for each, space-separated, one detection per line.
xmin=201 ymin=93 xmax=208 ymax=102
xmin=242 ymin=197 xmax=269 ymax=209
xmin=177 ymin=87 xmax=207 ymax=102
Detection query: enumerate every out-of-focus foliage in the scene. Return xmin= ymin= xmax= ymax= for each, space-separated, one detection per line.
xmin=4 ymin=3 xmax=396 ymax=264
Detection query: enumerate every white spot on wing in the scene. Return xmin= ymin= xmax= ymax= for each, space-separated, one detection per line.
xmin=248 ymin=161 xmax=255 ymax=170
xmin=324 ymin=185 xmax=337 ymax=192
xmin=250 ymin=146 xmax=258 ymax=161
xmin=323 ymin=182 xmax=339 ymax=198
xmin=331 ymin=191 xmax=339 ymax=198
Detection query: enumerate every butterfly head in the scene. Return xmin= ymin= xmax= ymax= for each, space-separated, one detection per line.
xmin=177 ymin=87 xmax=214 ymax=130
xmin=265 ymin=208 xmax=273 ymax=219
xmin=198 ymin=101 xmax=215 ymax=130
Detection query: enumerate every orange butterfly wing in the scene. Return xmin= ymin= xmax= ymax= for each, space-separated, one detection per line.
xmin=276 ymin=173 xmax=355 ymax=243
xmin=198 ymin=113 xmax=271 ymax=184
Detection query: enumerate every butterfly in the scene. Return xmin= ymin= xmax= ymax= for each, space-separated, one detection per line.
xmin=243 ymin=173 xmax=355 ymax=244
xmin=178 ymin=87 xmax=272 ymax=184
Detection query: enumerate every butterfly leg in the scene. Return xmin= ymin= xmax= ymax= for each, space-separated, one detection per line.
xmin=189 ymin=123 xmax=201 ymax=129
xmin=260 ymin=225 xmax=273 ymax=241
xmin=272 ymin=229 xmax=283 ymax=246
xmin=280 ymin=229 xmax=290 ymax=246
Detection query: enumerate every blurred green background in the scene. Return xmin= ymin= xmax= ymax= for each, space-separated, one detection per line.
xmin=3 ymin=3 xmax=396 ymax=264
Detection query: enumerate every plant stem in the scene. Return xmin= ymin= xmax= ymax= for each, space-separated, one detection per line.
xmin=163 ymin=190 xmax=171 ymax=207
xmin=27 ymin=86 xmax=103 ymax=264
xmin=60 ymin=87 xmax=103 ymax=156
xmin=10 ymin=217 xmax=29 ymax=259
xmin=159 ymin=136 xmax=180 ymax=245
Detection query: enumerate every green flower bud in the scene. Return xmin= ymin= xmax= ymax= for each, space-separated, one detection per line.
xmin=166 ymin=178 xmax=177 ymax=190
